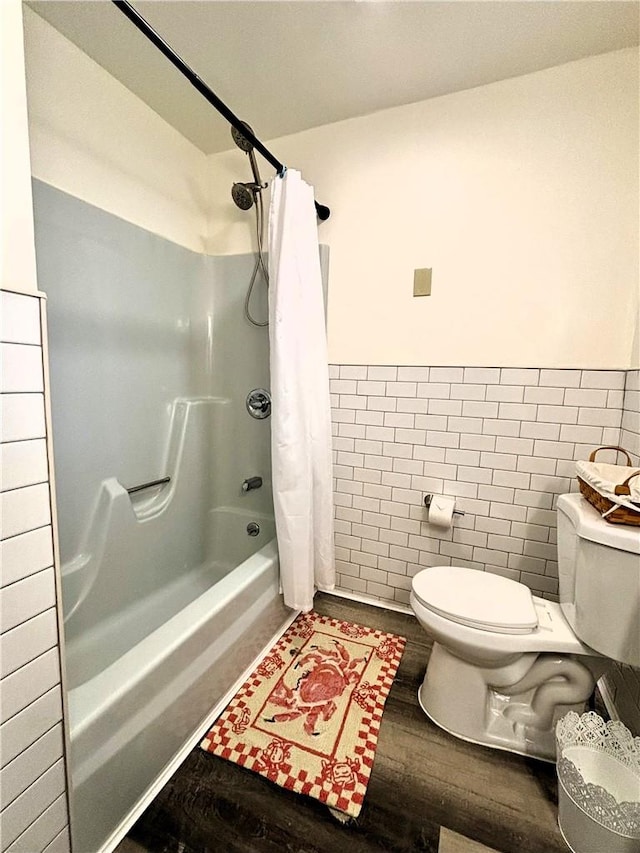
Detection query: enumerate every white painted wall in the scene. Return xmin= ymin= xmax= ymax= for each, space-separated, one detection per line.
xmin=21 ymin=12 xmax=639 ymax=371
xmin=209 ymin=48 xmax=639 ymax=370
xmin=1 ymin=0 xmax=38 ymax=292
xmin=23 ymin=8 xmax=209 ymax=254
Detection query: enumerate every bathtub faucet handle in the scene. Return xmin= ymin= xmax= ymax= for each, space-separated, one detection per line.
xmin=246 ymin=389 xmax=271 ymax=419
xmin=242 ymin=476 xmax=263 ymax=492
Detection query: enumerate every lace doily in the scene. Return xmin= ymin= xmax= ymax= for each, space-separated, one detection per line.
xmin=556 ymin=712 xmax=640 ymax=836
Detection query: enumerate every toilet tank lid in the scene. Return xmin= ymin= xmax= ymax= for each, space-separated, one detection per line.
xmin=557 ymin=493 xmax=640 ymax=555
xmin=412 ymin=566 xmax=538 ymax=634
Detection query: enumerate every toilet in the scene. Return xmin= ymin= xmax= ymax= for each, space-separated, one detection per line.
xmin=410 ymin=493 xmax=640 ymax=761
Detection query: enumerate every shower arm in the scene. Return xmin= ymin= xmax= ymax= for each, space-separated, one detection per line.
xmin=111 ymin=0 xmax=331 ymax=221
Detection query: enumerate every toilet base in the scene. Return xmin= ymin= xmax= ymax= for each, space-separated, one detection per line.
xmin=418 ymin=643 xmax=595 ymax=762
xmin=417 ymin=680 xmax=557 ymax=762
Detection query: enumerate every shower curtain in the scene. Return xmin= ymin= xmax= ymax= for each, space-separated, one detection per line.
xmin=268 ymin=169 xmax=335 ymax=612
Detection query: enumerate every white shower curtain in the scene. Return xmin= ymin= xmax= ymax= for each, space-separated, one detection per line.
xmin=268 ymin=169 xmax=335 ymax=612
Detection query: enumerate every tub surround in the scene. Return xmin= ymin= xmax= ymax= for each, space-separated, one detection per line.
xmin=30 ymin=181 xmax=294 ymax=852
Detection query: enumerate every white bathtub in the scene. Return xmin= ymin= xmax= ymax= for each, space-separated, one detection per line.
xmin=67 ymin=533 xmax=291 ymax=853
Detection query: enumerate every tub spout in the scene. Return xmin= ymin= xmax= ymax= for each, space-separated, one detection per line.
xmin=242 ymin=476 xmax=263 ymax=492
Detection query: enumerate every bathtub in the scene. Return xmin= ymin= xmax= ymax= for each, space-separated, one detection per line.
xmin=67 ymin=525 xmax=291 ymax=853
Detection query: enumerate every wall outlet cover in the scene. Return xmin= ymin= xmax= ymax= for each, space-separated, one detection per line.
xmin=413 ymin=268 xmax=432 ymax=297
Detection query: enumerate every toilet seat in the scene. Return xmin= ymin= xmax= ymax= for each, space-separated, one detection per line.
xmin=412 ymin=566 xmax=538 ymax=635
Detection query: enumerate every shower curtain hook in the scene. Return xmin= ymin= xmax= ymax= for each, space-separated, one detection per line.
xmin=278 ymin=165 xmax=288 ymax=178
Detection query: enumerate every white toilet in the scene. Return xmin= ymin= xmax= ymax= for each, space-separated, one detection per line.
xmin=410 ymin=493 xmax=640 ymax=761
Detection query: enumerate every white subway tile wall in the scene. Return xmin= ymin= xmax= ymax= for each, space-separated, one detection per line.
xmin=331 ymin=363 xmax=640 ymax=733
xmin=0 ymin=291 xmax=70 ymax=853
xmin=620 ymin=369 xmax=640 ymax=463
xmin=330 ymin=364 xmax=626 ymax=605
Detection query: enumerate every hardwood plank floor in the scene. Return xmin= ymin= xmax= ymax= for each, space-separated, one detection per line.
xmin=118 ymin=593 xmax=567 ymax=853
xmin=438 ymin=828 xmax=501 ymax=853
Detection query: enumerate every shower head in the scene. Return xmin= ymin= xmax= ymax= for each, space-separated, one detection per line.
xmin=232 ymin=121 xmax=263 ymax=184
xmin=231 ymin=121 xmax=265 ymax=212
xmin=231 ymin=121 xmax=255 ymax=153
xmin=232 ymin=182 xmax=256 ymax=211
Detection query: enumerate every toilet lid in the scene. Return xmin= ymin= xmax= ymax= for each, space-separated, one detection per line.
xmin=412 ymin=566 xmax=538 ymax=634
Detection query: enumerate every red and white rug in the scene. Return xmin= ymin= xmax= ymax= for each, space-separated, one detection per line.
xmin=201 ymin=610 xmax=406 ymax=818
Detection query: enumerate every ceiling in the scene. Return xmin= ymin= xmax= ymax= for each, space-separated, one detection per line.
xmin=28 ymin=1 xmax=640 ymax=155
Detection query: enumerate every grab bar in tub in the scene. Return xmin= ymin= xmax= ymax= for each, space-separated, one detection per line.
xmin=125 ymin=476 xmax=171 ymax=495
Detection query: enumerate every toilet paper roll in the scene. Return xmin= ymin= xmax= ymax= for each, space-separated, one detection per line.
xmin=428 ymin=496 xmax=456 ymax=528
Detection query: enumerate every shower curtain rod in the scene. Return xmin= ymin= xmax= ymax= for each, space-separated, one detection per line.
xmin=112 ymin=0 xmax=331 ymax=221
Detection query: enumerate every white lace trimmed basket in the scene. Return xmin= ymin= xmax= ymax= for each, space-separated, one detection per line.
xmin=556 ymin=711 xmax=640 ymax=853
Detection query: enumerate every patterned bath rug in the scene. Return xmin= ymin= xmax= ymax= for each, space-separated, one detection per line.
xmin=200 ymin=610 xmax=406 ymax=818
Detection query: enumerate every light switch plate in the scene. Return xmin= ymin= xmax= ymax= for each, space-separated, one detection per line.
xmin=413 ymin=268 xmax=432 ymax=297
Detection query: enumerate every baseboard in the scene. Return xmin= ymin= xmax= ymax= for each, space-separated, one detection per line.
xmin=322 ymin=587 xmax=413 ymax=616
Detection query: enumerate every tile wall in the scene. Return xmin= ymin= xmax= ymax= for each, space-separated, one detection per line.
xmin=0 ymin=290 xmax=70 ymax=853
xmin=621 ymin=369 xmax=640 ymax=460
xmin=329 ymin=364 xmax=639 ymax=732
xmin=330 ymin=365 xmax=626 ymax=603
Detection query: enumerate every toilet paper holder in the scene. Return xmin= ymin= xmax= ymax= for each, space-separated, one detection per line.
xmin=424 ymin=494 xmax=465 ymax=517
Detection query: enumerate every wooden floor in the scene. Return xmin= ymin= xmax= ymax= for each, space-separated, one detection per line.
xmin=118 ymin=594 xmax=567 ymax=853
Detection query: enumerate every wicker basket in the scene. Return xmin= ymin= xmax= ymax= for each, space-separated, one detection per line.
xmin=577 ymin=446 xmax=640 ymax=526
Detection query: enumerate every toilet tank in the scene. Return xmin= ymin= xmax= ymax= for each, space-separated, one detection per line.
xmin=557 ymin=493 xmax=640 ymax=667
